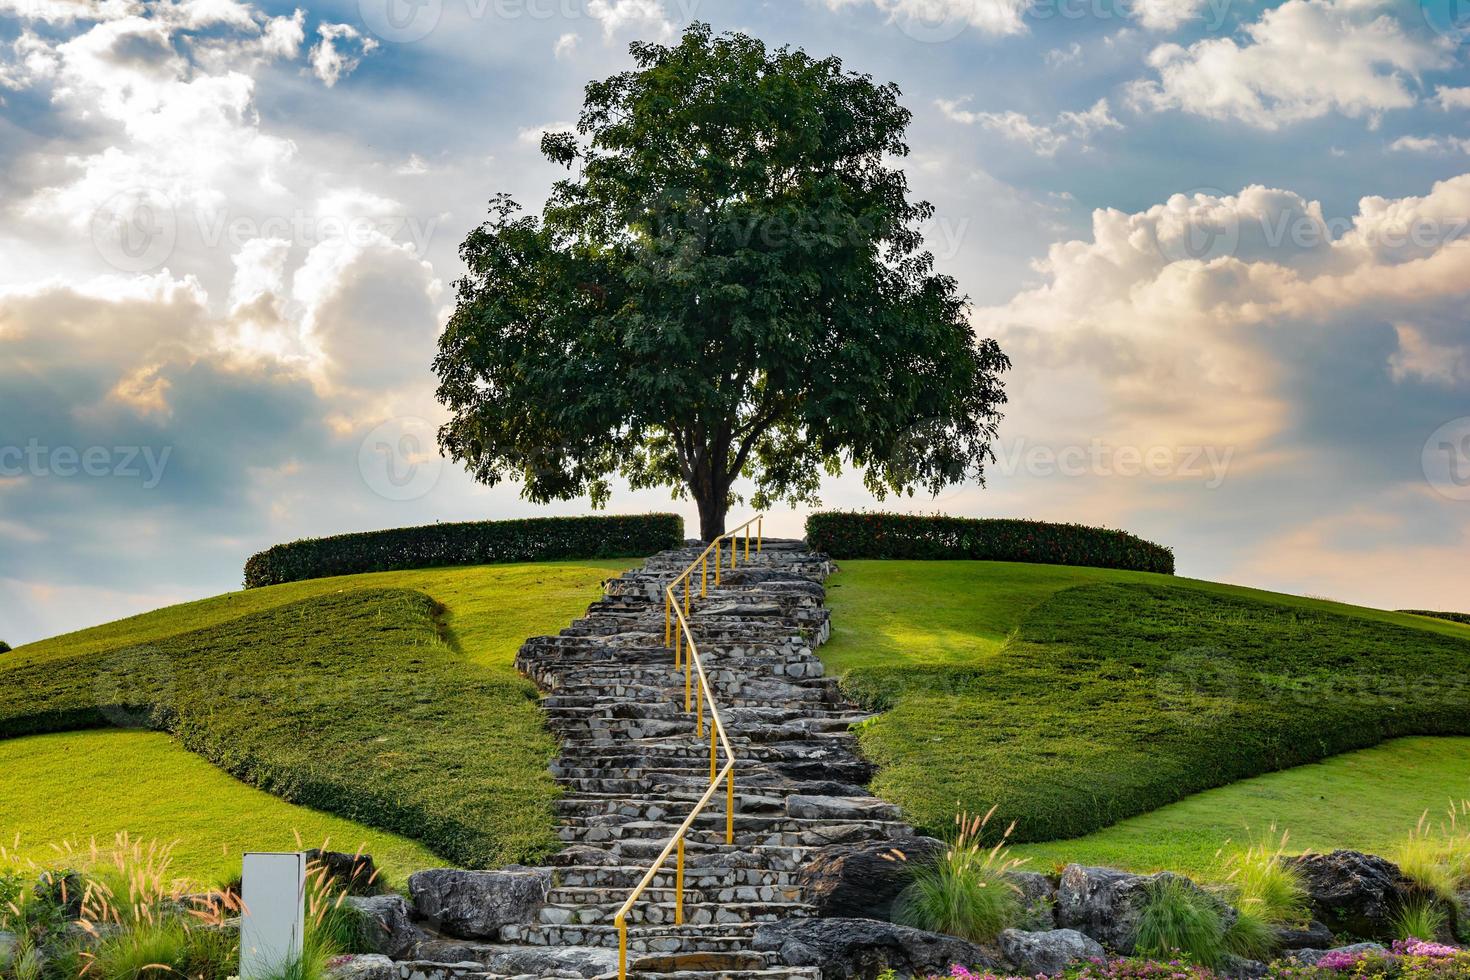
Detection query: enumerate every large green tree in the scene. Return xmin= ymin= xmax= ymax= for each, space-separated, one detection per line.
xmin=434 ymin=24 xmax=1009 ymax=541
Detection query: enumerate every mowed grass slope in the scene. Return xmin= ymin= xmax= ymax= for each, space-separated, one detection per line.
xmin=0 ymin=561 xmax=628 ymax=874
xmin=1011 ymin=736 xmax=1470 ymax=877
xmin=824 ymin=561 xmax=1470 ymax=846
xmin=0 ymin=730 xmax=443 ymax=885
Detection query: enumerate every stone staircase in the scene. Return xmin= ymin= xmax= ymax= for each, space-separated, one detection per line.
xmin=505 ymin=539 xmax=911 ymax=979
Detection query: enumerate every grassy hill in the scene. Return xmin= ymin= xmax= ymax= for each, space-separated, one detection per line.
xmin=823 ymin=560 xmax=1470 ymax=851
xmin=0 ymin=561 xmax=628 ymax=881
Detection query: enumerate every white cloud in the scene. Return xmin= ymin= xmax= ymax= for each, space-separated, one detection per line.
xmin=1390 ymin=322 xmax=1470 ymax=385
xmin=308 ymin=22 xmax=378 ymax=87
xmin=823 ymin=0 xmax=1031 ymax=38
xmin=1130 ymin=0 xmax=1208 ymax=31
xmin=554 ymin=32 xmax=580 ymax=59
xmin=938 ymin=97 xmax=1120 ymax=156
xmin=1128 ymin=0 xmax=1447 ymax=129
xmin=976 ymin=174 xmax=1470 ymax=451
xmin=1390 ymin=134 xmax=1470 ymax=154
xmin=1044 ymin=42 xmax=1081 ymax=67
xmin=586 ymin=0 xmax=677 ymax=42
xmin=1434 ymin=86 xmax=1470 ymax=111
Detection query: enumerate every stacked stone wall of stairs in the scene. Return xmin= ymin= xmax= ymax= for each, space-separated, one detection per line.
xmin=380 ymin=539 xmax=909 ymax=980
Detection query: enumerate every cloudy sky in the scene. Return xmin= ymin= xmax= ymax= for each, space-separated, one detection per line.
xmin=1 ymin=0 xmax=1468 ymax=644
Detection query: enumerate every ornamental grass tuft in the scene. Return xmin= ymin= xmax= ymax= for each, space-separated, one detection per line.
xmin=893 ymin=807 xmax=1025 ymax=943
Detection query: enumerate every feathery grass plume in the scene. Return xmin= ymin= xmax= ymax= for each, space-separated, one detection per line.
xmin=893 ymin=807 xmax=1025 ymax=943
xmin=1393 ymin=804 xmax=1470 ymax=903
xmin=1216 ymin=826 xmax=1307 ymax=960
xmin=1134 ymin=876 xmax=1227 ymax=968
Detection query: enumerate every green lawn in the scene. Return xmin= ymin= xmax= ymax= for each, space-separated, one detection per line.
xmin=0 ymin=561 xmax=628 ymax=872
xmin=0 ymin=730 xmax=443 ymax=887
xmin=824 ymin=560 xmax=1470 ymax=848
xmin=1011 ymin=736 xmax=1470 ymax=878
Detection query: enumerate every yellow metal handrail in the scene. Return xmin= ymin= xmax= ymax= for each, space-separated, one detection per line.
xmin=614 ymin=514 xmax=764 ymax=979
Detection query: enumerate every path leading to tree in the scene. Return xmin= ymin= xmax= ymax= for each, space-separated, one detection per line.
xmin=505 ymin=539 xmax=908 ymax=977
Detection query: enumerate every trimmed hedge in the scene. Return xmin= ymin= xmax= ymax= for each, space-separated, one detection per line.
xmin=1399 ymin=609 xmax=1470 ymax=626
xmin=244 ymin=514 xmax=683 ymax=588
xmin=805 ymin=511 xmax=1174 ymax=574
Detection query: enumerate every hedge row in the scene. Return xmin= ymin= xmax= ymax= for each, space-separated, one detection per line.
xmin=805 ymin=511 xmax=1174 ymax=574
xmin=244 ymin=514 xmax=684 ymax=588
xmin=1399 ymin=609 xmax=1470 ymax=626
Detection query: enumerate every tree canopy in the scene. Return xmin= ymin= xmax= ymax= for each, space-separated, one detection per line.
xmin=434 ymin=23 xmax=1010 ymax=540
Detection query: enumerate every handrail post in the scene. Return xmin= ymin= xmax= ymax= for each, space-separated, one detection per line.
xmin=758 ymin=517 xmax=763 ymax=553
xmin=683 ymin=577 xmax=690 ymax=617
xmin=701 ymin=555 xmax=708 ymax=598
xmin=675 ymin=621 xmax=682 ymax=668
xmin=665 ymin=592 xmax=672 ymax=650
xmin=744 ymin=526 xmax=750 ymax=561
xmin=684 ymin=650 xmax=692 ymax=711
xmin=726 ymin=766 xmax=734 ymax=845
xmin=675 ymin=838 xmax=685 ymax=925
xmin=709 ymin=723 xmax=717 ymax=781
xmin=617 ymin=914 xmax=627 ymax=980
xmin=695 ymin=682 xmax=703 ymax=736
xmin=715 ymin=540 xmax=721 ymax=586
xmin=731 ymin=535 xmax=737 ymax=570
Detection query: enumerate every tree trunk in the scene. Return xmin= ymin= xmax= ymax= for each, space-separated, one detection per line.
xmin=693 ymin=483 xmax=728 ymax=542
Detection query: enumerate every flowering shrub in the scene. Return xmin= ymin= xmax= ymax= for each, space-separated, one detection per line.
xmin=899 ymin=947 xmax=1470 ymax=980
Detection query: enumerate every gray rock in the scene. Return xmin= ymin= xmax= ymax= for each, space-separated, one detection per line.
xmin=1217 ymin=953 xmax=1269 ymax=979
xmin=753 ymin=916 xmax=1002 ymax=979
xmin=0 ymin=931 xmax=16 ymax=969
xmin=325 ymin=953 xmax=398 ymax=980
xmin=486 ymin=945 xmax=618 ymax=977
xmin=785 ymin=796 xmax=900 ymax=822
xmin=1291 ymin=942 xmax=1387 ymax=966
xmin=1287 ymin=851 xmax=1411 ymax=939
xmin=347 ymin=895 xmax=425 ymax=959
xmin=1055 ymin=865 xmax=1236 ymax=954
xmin=1008 ymin=871 xmax=1058 ymax=930
xmin=798 ymin=836 xmax=944 ymax=921
xmin=411 ymin=940 xmax=495 ymax=964
xmin=408 ymin=868 xmax=551 ymax=940
xmin=391 ymin=960 xmax=492 ymax=980
xmin=998 ymin=927 xmax=1104 ymax=975
xmin=1273 ymin=919 xmax=1336 ymax=950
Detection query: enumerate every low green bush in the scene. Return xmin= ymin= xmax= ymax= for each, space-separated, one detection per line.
xmin=244 ymin=514 xmax=682 ymax=587
xmin=805 ymin=511 xmax=1174 ymax=574
xmin=0 ymin=590 xmax=561 ymax=868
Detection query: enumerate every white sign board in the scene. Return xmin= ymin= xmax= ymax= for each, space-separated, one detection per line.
xmin=240 ymin=852 xmax=306 ymax=980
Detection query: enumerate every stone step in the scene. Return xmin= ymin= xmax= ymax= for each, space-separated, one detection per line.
xmin=547 ymin=883 xmax=803 ymax=907
xmin=538 ymin=899 xmax=814 ymax=927
xmin=500 ymin=921 xmax=763 ymax=952
xmin=551 ymin=864 xmax=801 ymax=889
